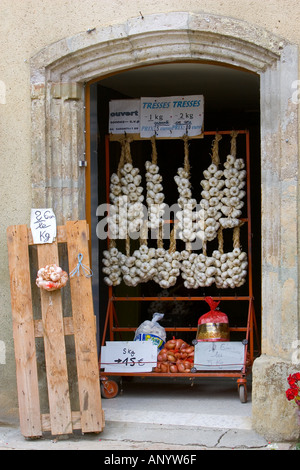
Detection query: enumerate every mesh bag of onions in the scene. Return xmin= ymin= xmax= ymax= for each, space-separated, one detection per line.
xmin=197 ymin=296 xmax=229 ymax=342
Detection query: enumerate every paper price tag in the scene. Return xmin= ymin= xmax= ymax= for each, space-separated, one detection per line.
xmin=194 ymin=341 xmax=245 ymax=371
xmin=140 ymin=95 xmax=204 ymax=138
xmin=101 ymin=341 xmax=157 ymax=373
xmin=30 ymin=209 xmax=57 ymax=244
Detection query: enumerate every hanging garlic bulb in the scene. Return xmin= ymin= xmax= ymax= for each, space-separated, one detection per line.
xmin=152 ymin=225 xmax=181 ymax=289
xmin=213 ymin=226 xmax=248 ymax=288
xmin=121 ymin=244 xmax=158 ymax=287
xmin=197 ymin=135 xmax=223 ymax=243
xmin=153 ymin=247 xmax=181 ymax=289
xmin=102 ymin=246 xmax=123 ymax=286
xmin=174 ymin=137 xmax=198 ymax=244
xmin=108 ymin=172 xmax=123 ymax=239
xmin=180 ymin=251 xmax=199 ymax=289
xmin=197 ymin=164 xmax=223 ymax=242
xmin=219 ymin=135 xmax=246 ymax=230
xmin=120 ymin=160 xmax=144 ymax=234
xmin=145 ymin=137 xmax=165 ymax=230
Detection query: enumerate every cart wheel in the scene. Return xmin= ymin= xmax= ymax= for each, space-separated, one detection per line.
xmin=238 ymin=384 xmax=247 ymax=403
xmin=101 ymin=379 xmax=119 ymax=399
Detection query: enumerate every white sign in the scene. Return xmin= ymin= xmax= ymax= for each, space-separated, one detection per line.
xmin=109 ymin=99 xmax=140 ymax=134
xmin=194 ymin=341 xmax=245 ymax=371
xmin=140 ymin=95 xmax=204 ymax=138
xmin=30 ymin=209 xmax=57 ymax=244
xmin=100 ymin=341 xmax=157 ymax=373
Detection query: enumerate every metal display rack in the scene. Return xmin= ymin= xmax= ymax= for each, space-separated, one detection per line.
xmin=100 ymin=130 xmax=259 ymax=403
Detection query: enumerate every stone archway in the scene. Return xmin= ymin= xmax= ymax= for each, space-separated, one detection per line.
xmin=30 ymin=12 xmax=299 ymax=440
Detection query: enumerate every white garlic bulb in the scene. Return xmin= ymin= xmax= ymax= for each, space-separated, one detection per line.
xmin=102 ymin=247 xmax=123 ymax=286
xmin=145 ymin=160 xmax=165 ymax=230
xmin=174 ymin=168 xmax=198 ymax=243
xmin=152 ymin=248 xmax=181 ymax=288
xmin=220 ymin=155 xmax=246 ymax=229
xmin=213 ymin=248 xmax=248 ymax=288
xmin=197 ymin=163 xmax=223 ymax=242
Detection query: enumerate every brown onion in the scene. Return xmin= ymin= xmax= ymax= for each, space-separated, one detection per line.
xmin=177 ymin=363 xmax=186 ymax=373
xmin=165 ymin=340 xmax=176 ymax=350
xmin=167 ymin=353 xmax=176 ymax=362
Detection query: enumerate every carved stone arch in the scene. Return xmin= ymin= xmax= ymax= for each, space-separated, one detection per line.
xmin=30 ymin=12 xmax=299 ymax=440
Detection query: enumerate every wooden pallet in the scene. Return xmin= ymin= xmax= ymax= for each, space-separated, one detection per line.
xmin=7 ymin=220 xmax=104 ymax=438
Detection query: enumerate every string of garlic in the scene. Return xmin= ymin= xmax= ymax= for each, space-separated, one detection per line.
xmin=214 ymin=226 xmax=248 ymax=289
xmin=153 ymin=247 xmax=181 ymax=289
xmin=151 ymin=222 xmax=181 ymax=289
xmin=175 ymin=136 xmax=198 ymax=244
xmin=120 ymin=244 xmax=158 ymax=287
xmin=197 ymin=134 xmax=224 ymax=243
xmin=219 ymin=132 xmax=246 ymax=229
xmin=145 ymin=136 xmax=165 ymax=230
xmin=119 ymin=138 xmax=144 ymax=234
xmin=102 ymin=245 xmax=123 ymax=286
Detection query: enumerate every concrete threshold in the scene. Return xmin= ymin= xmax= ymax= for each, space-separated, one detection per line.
xmin=0 ymin=377 xmax=293 ymax=450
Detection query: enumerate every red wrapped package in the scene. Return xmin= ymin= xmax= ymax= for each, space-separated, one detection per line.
xmin=197 ymin=297 xmax=229 ymax=342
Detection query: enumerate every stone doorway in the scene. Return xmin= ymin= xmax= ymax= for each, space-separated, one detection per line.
xmin=30 ymin=12 xmax=299 ymax=440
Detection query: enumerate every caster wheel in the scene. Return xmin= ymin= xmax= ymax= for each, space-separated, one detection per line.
xmin=101 ymin=380 xmax=119 ymax=399
xmin=238 ymin=384 xmax=247 ymax=403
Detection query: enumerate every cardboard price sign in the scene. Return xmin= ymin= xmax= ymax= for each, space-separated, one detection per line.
xmin=140 ymin=95 xmax=204 ymax=138
xmin=108 ymin=95 xmax=204 ymax=138
xmin=194 ymin=341 xmax=245 ymax=371
xmin=100 ymin=341 xmax=157 ymax=373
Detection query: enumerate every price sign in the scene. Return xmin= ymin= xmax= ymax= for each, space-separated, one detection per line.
xmin=140 ymin=95 xmax=204 ymax=138
xmin=194 ymin=341 xmax=245 ymax=371
xmin=30 ymin=208 xmax=57 ymax=244
xmin=100 ymin=341 xmax=157 ymax=373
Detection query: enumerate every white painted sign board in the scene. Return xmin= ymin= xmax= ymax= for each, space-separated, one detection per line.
xmin=30 ymin=209 xmax=57 ymax=244
xmin=109 ymin=99 xmax=140 ymax=134
xmin=140 ymin=95 xmax=204 ymax=138
xmin=194 ymin=341 xmax=245 ymax=371
xmin=100 ymin=341 xmax=157 ymax=373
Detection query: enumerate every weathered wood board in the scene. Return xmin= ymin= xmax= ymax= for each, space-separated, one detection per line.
xmin=7 ymin=221 xmax=104 ymax=437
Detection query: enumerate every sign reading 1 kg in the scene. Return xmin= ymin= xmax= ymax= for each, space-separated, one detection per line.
xmin=140 ymin=95 xmax=204 ymax=138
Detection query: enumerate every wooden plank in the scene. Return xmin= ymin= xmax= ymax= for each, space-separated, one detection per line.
xmin=41 ymin=411 xmax=82 ymax=432
xmin=66 ymin=220 xmax=104 ymax=433
xmin=34 ymin=315 xmax=97 ymax=338
xmin=41 ymin=409 xmax=104 ymax=433
xmin=37 ymin=241 xmax=73 ymax=435
xmin=34 ymin=317 xmax=74 ymax=338
xmin=6 ymin=225 xmax=42 ymax=438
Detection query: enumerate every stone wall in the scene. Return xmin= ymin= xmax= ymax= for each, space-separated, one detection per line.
xmin=0 ymin=1 xmax=299 ymax=440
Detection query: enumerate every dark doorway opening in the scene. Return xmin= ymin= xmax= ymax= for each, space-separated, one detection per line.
xmin=88 ymin=63 xmax=261 ymax=350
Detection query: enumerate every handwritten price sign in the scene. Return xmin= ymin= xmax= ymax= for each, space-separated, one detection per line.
xmin=30 ymin=209 xmax=57 ymax=244
xmin=100 ymin=341 xmax=157 ymax=373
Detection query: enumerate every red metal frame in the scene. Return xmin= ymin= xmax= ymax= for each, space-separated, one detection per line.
xmin=100 ymin=130 xmax=259 ymax=399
